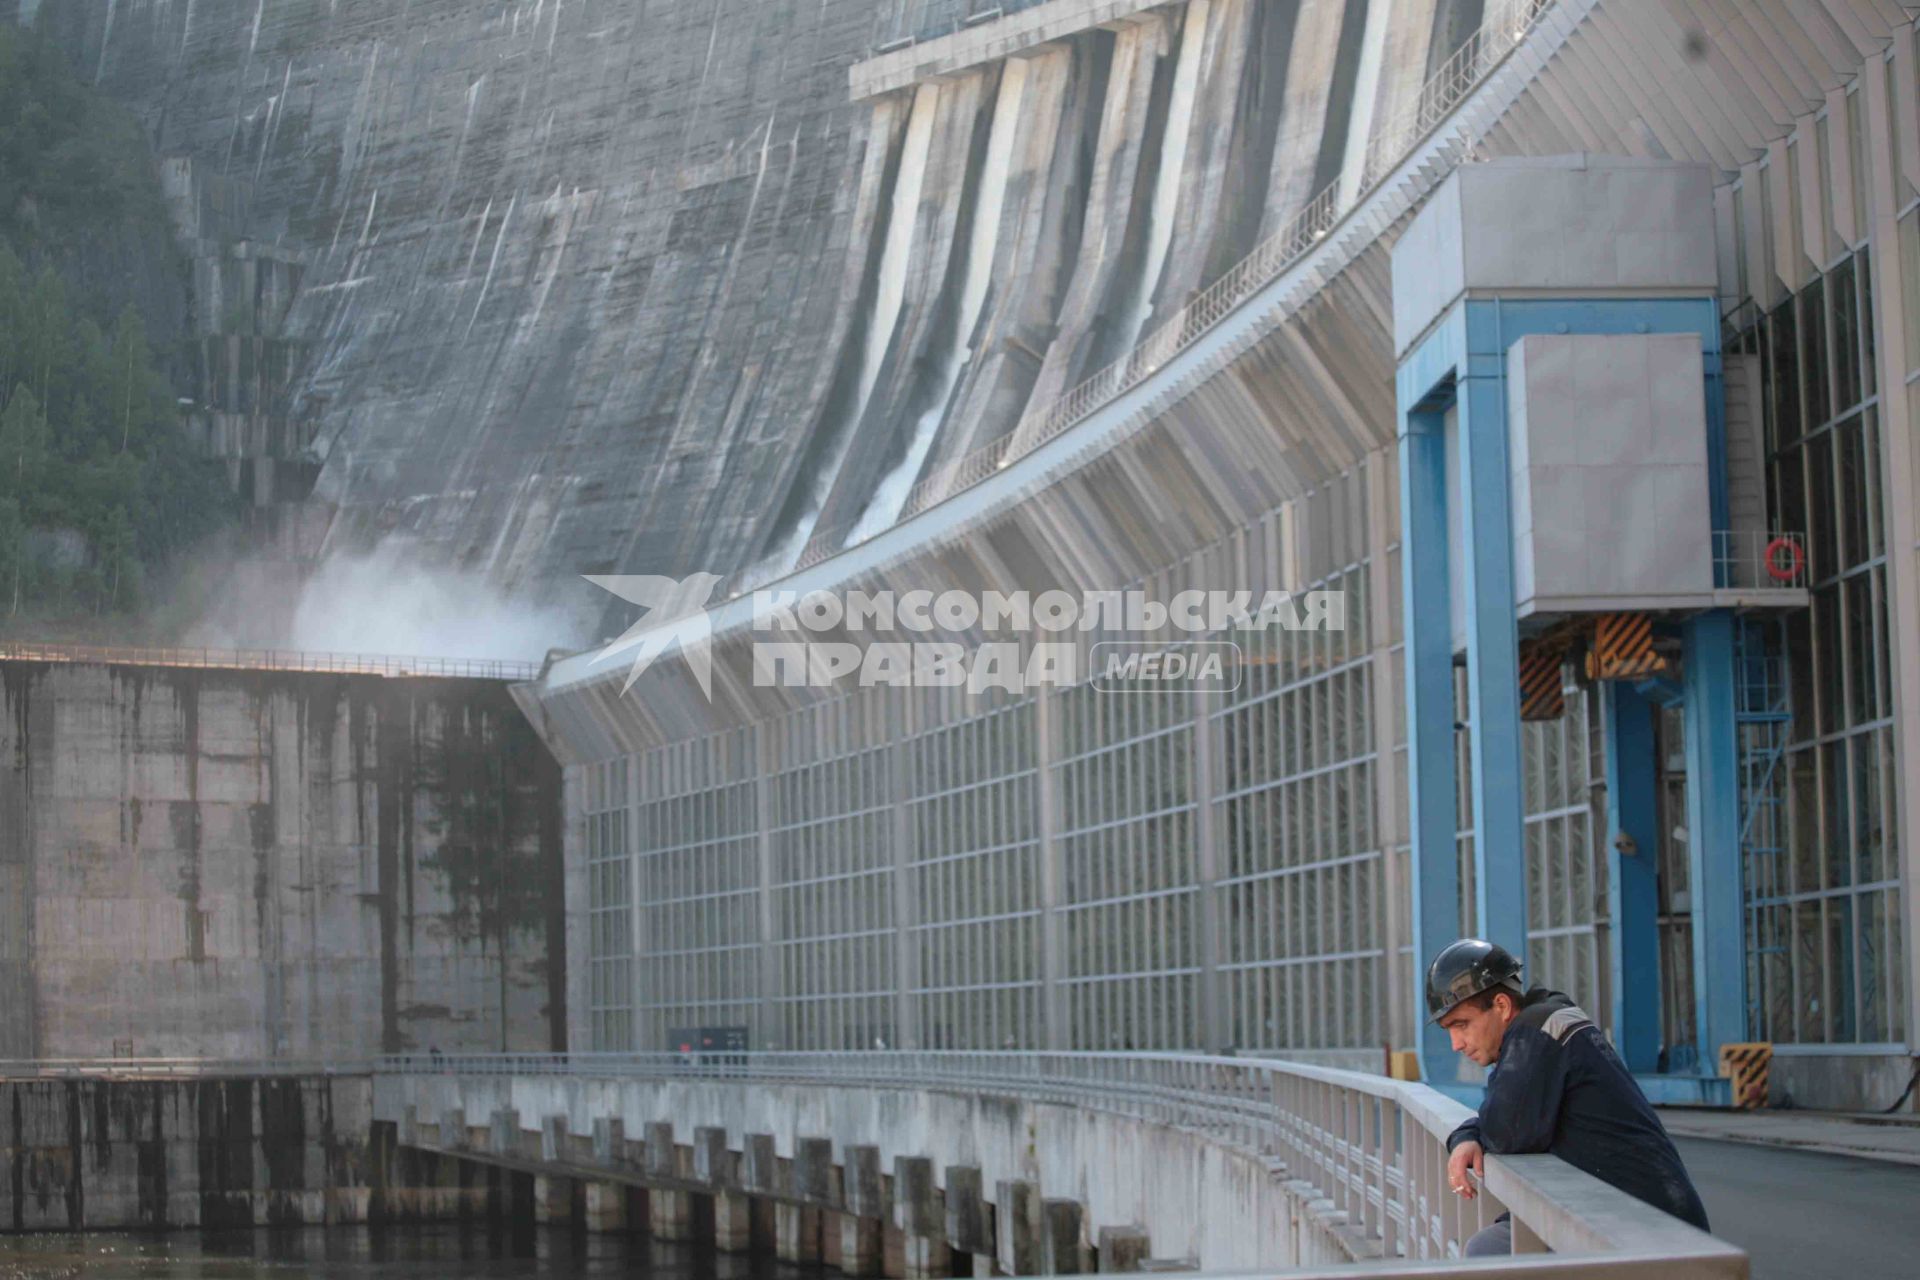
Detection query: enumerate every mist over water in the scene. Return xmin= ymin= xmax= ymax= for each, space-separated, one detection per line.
xmin=172 ymin=539 xmax=598 ymax=664
xmin=284 ymin=543 xmax=595 ymax=662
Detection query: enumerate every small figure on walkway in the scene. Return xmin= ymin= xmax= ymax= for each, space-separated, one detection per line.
xmin=1428 ymin=938 xmax=1710 ymax=1256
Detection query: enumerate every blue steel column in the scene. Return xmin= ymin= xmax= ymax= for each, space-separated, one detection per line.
xmin=1684 ymin=610 xmax=1746 ymax=1062
xmin=1399 ymin=404 xmax=1459 ymax=1082
xmin=1454 ymin=357 xmax=1530 ymax=962
xmin=1602 ymin=681 xmax=1662 ymax=1071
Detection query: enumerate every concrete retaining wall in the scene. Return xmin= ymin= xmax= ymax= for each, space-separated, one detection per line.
xmin=0 ymin=660 xmax=567 ymax=1060
xmin=375 ymin=1074 xmax=1299 ymax=1271
xmin=0 ymin=1074 xmax=488 ymax=1231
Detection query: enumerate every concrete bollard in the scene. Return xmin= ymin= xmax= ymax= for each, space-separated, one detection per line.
xmin=541 ymin=1114 xmax=568 ymax=1163
xmin=651 ymin=1189 xmax=692 ymax=1241
xmin=743 ymin=1133 xmax=779 ymax=1194
xmin=694 ymin=1126 xmax=732 ymax=1185
xmin=1041 ymin=1199 xmax=1087 ymax=1274
xmin=714 ymin=1188 xmax=754 ymax=1252
xmin=776 ymin=1202 xmax=822 ymax=1264
xmin=840 ymin=1144 xmax=887 ymax=1277
xmin=894 ymin=1157 xmax=948 ymax=1279
xmin=844 ymin=1145 xmax=885 ymax=1217
xmin=892 ymin=1157 xmax=940 ymax=1235
xmin=645 ymin=1121 xmax=677 ymax=1180
xmin=533 ymin=1175 xmax=573 ymax=1226
xmin=795 ymin=1137 xmax=836 ymax=1206
xmin=841 ymin=1210 xmax=884 ymax=1277
xmin=1097 ymin=1225 xmax=1151 ymax=1273
xmin=585 ymin=1181 xmax=628 ymax=1232
xmin=994 ymin=1179 xmax=1040 ymax=1278
xmin=593 ymin=1117 xmax=625 ymax=1164
xmin=438 ymin=1108 xmax=465 ymax=1150
xmin=903 ymin=1232 xmax=952 ymax=1280
xmin=944 ymin=1166 xmax=991 ymax=1256
xmin=492 ymin=1108 xmax=520 ymax=1157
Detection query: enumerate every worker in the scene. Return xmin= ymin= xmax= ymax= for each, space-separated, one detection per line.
xmin=1428 ymin=938 xmax=1710 ymax=1255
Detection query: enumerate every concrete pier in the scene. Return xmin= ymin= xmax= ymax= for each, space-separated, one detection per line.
xmin=585 ymin=1182 xmax=628 ymax=1231
xmin=715 ymin=1188 xmax=755 ymax=1251
xmin=946 ymin=1165 xmax=992 ymax=1257
xmin=896 ymin=1157 xmax=949 ymax=1279
xmin=376 ymin=1069 xmax=1302 ymax=1270
xmin=1097 ymin=1226 xmax=1151 ymax=1273
xmin=995 ymin=1179 xmax=1041 ymax=1278
xmin=533 ymin=1176 xmax=573 ymax=1226
xmin=777 ymin=1203 xmax=823 ymax=1263
xmin=842 ymin=1211 xmax=885 ymax=1276
xmin=1041 ymin=1198 xmax=1087 ymax=1274
xmin=651 ymin=1189 xmax=691 ymax=1241
xmin=842 ymin=1144 xmax=888 ymax=1277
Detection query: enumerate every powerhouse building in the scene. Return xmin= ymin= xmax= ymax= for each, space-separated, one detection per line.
xmin=519 ymin=0 xmax=1920 ymax=1111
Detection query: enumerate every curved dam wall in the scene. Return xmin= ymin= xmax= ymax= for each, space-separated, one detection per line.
xmin=0 ymin=659 xmax=566 ymax=1060
xmin=17 ymin=0 xmax=1482 ymax=615
xmin=376 ymin=1071 xmax=1300 ymax=1270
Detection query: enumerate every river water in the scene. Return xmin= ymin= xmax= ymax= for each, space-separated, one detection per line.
xmin=0 ymin=1226 xmax=808 ymax=1279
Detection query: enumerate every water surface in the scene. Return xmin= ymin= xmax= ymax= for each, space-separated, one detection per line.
xmin=0 ymin=1226 xmax=812 ymax=1280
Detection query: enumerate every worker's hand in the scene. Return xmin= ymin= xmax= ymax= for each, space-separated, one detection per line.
xmin=1447 ymin=1141 xmax=1485 ymax=1199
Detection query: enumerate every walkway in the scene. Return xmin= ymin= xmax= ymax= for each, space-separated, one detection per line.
xmin=1663 ymin=1107 xmax=1920 ymax=1166
xmin=1676 ymin=1137 xmax=1920 ymax=1280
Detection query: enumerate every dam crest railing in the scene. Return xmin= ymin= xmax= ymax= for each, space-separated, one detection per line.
xmin=0 ymin=641 xmax=540 ymax=682
xmin=793 ymin=0 xmax=1558 ymax=575
xmin=369 ymin=1049 xmax=1741 ymax=1277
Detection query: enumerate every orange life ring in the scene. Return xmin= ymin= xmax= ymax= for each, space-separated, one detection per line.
xmin=1763 ymin=537 xmax=1804 ymax=583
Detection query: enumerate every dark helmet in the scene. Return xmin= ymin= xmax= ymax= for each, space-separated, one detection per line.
xmin=1425 ymin=938 xmax=1524 ymax=1021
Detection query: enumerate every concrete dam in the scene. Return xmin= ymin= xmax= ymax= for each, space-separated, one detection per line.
xmin=0 ymin=653 xmax=566 ymax=1061
xmin=20 ymin=0 xmax=1484 ymax=630
xmin=12 ymin=0 xmax=1916 ymax=1274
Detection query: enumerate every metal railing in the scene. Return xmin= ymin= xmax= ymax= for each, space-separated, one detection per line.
xmin=1712 ymin=530 xmax=1809 ymax=592
xmin=871 ymin=0 xmax=1047 ymax=52
xmin=1360 ymin=0 xmax=1553 ymax=190
xmin=375 ymin=1050 xmax=1744 ymax=1275
xmin=0 ymin=641 xmax=541 ymax=682
xmin=791 ymin=0 xmax=1559 ymax=576
xmin=0 ymin=1057 xmax=371 ymax=1078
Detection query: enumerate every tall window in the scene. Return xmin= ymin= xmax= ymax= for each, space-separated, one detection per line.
xmin=585 ymin=758 xmax=633 ymax=1050
xmin=631 ymin=729 xmax=760 ymax=1049
xmin=1732 ymin=240 xmax=1903 ymax=1046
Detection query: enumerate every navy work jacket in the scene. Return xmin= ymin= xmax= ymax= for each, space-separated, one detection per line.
xmin=1445 ymin=987 xmax=1710 ymax=1232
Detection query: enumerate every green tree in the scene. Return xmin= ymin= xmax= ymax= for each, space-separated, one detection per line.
xmin=0 ymin=497 xmax=20 ymax=618
xmin=0 ymin=384 xmax=47 ymax=503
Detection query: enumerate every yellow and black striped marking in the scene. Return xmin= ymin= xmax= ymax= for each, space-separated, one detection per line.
xmin=1518 ymin=646 xmax=1565 ymax=721
xmin=1718 ymin=1042 xmax=1773 ymax=1110
xmin=1584 ymin=612 xmax=1668 ymax=681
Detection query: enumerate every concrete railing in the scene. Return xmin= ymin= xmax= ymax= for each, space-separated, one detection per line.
xmin=0 ymin=641 xmax=540 ymax=682
xmin=375 ymin=1051 xmax=1745 ymax=1277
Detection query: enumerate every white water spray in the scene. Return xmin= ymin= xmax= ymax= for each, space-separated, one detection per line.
xmin=1120 ymin=0 xmax=1208 ymax=354
xmin=847 ymin=63 xmax=1026 ymax=544
xmin=771 ymin=82 xmax=940 ymax=572
xmin=1336 ymin=0 xmax=1394 ymax=210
